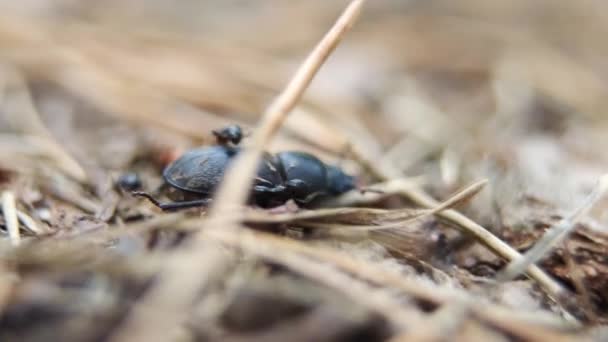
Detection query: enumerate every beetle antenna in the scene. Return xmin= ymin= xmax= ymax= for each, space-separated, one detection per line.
xmin=131 ymin=191 xmax=162 ymax=207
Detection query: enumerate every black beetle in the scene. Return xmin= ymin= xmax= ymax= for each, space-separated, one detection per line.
xmin=134 ymin=125 xmax=356 ymax=211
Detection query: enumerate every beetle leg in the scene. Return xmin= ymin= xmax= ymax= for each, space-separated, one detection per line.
xmin=252 ymin=185 xmax=286 ymax=194
xmin=254 ymin=177 xmax=275 ymax=186
xmin=132 ymin=191 xmax=211 ymax=211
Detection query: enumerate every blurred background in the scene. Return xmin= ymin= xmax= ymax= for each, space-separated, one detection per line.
xmin=2 ymin=0 xmax=608 ymax=340
xmin=2 ymin=0 xmax=608 ymax=220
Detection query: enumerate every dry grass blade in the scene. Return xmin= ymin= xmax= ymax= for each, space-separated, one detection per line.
xmin=426 ymin=179 xmax=488 ymax=215
xmin=351 ymin=149 xmax=567 ymax=300
xmin=206 ymin=228 xmax=420 ymax=330
xmin=321 ymin=178 xmax=423 ymax=207
xmin=496 ymin=174 xmax=608 ymax=283
xmin=196 ymin=227 xmax=578 ymax=334
xmin=110 ymin=2 xmax=366 ymax=341
xmin=41 ymin=177 xmax=101 ymax=214
xmin=14 ymin=209 xmax=43 ymax=235
xmin=0 ymin=192 xmax=40 ymax=236
xmin=0 ymin=66 xmax=86 ymax=181
xmin=1 ymin=191 xmax=20 ymax=246
xmin=244 ymin=207 xmax=424 ymax=225
xmin=243 ymin=180 xmax=486 ymax=238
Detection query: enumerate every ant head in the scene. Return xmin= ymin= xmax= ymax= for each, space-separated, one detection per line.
xmin=212 ymin=124 xmax=243 ymax=145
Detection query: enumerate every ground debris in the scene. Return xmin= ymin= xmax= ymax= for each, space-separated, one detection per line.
xmin=1 ymin=1 xmax=608 ymax=341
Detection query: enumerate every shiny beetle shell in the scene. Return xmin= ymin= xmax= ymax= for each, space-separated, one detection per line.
xmin=162 ymin=146 xmax=281 ymax=197
xmin=274 ymin=151 xmax=329 ymax=201
xmin=162 ymin=146 xmax=237 ymax=195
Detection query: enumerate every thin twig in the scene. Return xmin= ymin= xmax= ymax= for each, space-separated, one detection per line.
xmin=207 ymin=0 xmax=366 ymax=220
xmin=2 ymin=191 xmax=20 ymax=246
xmin=496 ymin=174 xmax=608 ymax=283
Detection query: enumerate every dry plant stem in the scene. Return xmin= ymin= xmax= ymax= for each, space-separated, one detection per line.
xmin=14 ymin=209 xmax=42 ymax=235
xmin=0 ymin=68 xmax=86 ymax=181
xmin=0 ymin=203 xmax=41 ymax=235
xmin=477 ymin=311 xmax=583 ymax=342
xmin=326 ymin=178 xmax=486 ymax=212
xmin=497 ymin=174 xmax=608 ymax=283
xmin=321 ymin=177 xmax=425 ymax=207
xmin=243 ymin=179 xmax=486 ymax=227
xmin=208 ymin=0 xmax=366 ymax=220
xmin=111 ymin=2 xmax=366 ymax=341
xmin=351 ymin=149 xmax=566 ymax=299
xmin=110 ymin=243 xmax=230 ymax=342
xmin=420 ymin=179 xmax=487 ymax=215
xmin=43 ymin=181 xmax=101 ymax=214
xmin=2 ymin=191 xmax=20 ymax=246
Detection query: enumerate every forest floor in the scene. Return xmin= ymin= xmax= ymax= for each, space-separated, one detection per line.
xmin=1 ymin=1 xmax=608 ymax=341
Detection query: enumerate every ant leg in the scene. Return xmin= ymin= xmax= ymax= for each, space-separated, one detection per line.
xmin=132 ymin=191 xmax=211 ymax=211
xmin=155 ymin=199 xmax=211 ymax=211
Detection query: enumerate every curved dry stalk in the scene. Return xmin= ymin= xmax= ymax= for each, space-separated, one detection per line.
xmin=350 ymin=148 xmax=567 ymax=300
xmin=243 ymin=206 xmax=424 ymax=224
